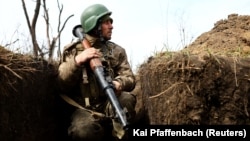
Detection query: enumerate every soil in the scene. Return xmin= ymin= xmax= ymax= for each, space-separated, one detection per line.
xmin=1 ymin=13 xmax=250 ymax=141
xmin=133 ymin=13 xmax=250 ymax=125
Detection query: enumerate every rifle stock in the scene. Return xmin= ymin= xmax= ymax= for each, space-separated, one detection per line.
xmin=72 ymin=25 xmax=129 ymax=129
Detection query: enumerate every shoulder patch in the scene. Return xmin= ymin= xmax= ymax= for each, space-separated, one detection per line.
xmin=60 ymin=40 xmax=82 ymax=63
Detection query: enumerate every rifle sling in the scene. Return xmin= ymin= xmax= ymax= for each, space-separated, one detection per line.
xmin=59 ymin=94 xmax=106 ymax=118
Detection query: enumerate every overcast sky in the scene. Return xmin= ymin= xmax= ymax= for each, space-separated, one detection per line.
xmin=0 ymin=0 xmax=250 ymax=72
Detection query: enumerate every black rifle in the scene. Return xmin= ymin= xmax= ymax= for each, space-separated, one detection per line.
xmin=72 ymin=25 xmax=129 ymax=129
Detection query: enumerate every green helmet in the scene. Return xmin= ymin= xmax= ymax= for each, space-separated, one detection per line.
xmin=80 ymin=4 xmax=112 ymax=33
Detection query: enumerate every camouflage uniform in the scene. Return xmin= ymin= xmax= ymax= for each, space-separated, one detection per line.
xmin=58 ymin=34 xmax=136 ymax=141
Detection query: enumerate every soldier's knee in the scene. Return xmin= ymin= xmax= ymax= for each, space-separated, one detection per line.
xmin=68 ymin=109 xmax=105 ymax=141
xmin=119 ymin=92 xmax=136 ymax=107
xmin=119 ymin=92 xmax=137 ymax=121
xmin=68 ymin=122 xmax=104 ymax=141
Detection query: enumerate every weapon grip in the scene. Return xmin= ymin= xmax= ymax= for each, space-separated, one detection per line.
xmin=73 ymin=25 xmax=103 ymax=69
xmin=82 ymin=37 xmax=103 ymax=70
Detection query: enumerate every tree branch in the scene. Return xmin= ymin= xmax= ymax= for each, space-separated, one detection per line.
xmin=42 ymin=0 xmax=51 ymax=52
xmin=21 ymin=0 xmax=31 ymax=32
xmin=21 ymin=0 xmax=42 ymax=58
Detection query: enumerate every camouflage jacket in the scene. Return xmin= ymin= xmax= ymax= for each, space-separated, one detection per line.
xmin=57 ymin=35 xmax=136 ymax=108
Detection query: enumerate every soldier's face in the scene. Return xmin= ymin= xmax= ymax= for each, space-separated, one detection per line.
xmin=101 ymin=19 xmax=113 ymax=40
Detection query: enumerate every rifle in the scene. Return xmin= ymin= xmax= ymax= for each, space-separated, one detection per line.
xmin=72 ymin=25 xmax=129 ymax=129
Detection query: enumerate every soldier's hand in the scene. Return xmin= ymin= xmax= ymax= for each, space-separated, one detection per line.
xmin=75 ymin=48 xmax=101 ymax=66
xmin=112 ymin=80 xmax=122 ymax=96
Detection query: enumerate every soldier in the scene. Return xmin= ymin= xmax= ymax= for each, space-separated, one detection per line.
xmin=57 ymin=3 xmax=137 ymax=141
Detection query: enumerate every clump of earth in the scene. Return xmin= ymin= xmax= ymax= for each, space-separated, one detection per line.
xmin=133 ymin=13 xmax=250 ymax=125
